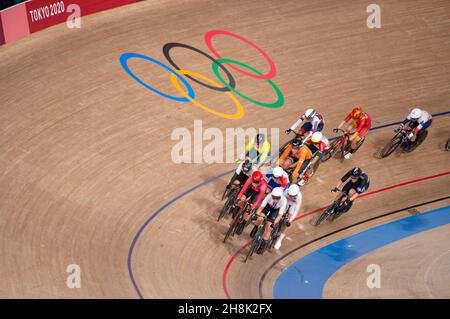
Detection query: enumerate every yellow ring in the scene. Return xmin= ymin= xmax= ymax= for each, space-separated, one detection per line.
xmin=170 ymin=70 xmax=245 ymax=120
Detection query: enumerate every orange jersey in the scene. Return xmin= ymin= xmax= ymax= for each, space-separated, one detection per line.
xmin=279 ymin=145 xmax=312 ymax=178
xmin=344 ymin=112 xmax=372 ymax=136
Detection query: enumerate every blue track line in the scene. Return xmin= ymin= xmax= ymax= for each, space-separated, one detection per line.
xmin=127 ymin=110 xmax=450 ymax=298
xmin=273 ymin=205 xmax=450 ymax=298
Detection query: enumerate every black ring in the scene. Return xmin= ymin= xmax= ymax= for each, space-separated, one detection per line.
xmin=163 ymin=42 xmax=236 ymax=92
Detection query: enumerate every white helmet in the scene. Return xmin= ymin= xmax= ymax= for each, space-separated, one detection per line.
xmin=287 ymin=184 xmax=300 ymax=197
xmin=271 ymin=187 xmax=284 ymax=198
xmin=272 ymin=166 xmax=284 ymax=179
xmin=311 ymin=132 xmax=323 ymax=143
xmin=409 ymin=108 xmax=423 ymax=120
xmin=304 ymin=108 xmax=316 ymax=120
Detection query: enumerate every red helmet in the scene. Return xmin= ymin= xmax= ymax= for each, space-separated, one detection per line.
xmin=251 ymin=171 xmax=263 ymax=183
xmin=351 ymin=107 xmax=363 ymax=119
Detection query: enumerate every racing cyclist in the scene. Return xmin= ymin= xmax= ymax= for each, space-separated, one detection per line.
xmin=331 ymin=167 xmax=370 ymax=214
xmin=265 ymin=166 xmax=290 ymax=192
xmin=238 ymin=133 xmax=271 ymax=168
xmin=334 ymin=107 xmax=371 ymax=159
xmin=273 ymin=184 xmax=302 ymax=250
xmin=398 ymin=108 xmax=432 ymax=151
xmin=285 ymin=108 xmax=325 ymax=137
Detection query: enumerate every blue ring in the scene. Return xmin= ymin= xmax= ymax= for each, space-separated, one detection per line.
xmin=120 ymin=52 xmax=195 ymax=102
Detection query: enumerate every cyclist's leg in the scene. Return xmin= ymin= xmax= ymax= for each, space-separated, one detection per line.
xmin=274 ymin=209 xmax=295 ymax=249
xmin=415 ymin=119 xmax=432 ymax=143
xmin=298 ymin=159 xmax=310 ymax=176
xmin=258 ymin=210 xmax=277 ymax=253
xmin=242 ymin=191 xmax=260 ymax=224
xmin=250 ymin=207 xmax=267 ymax=237
xmin=337 ymin=188 xmax=355 ymax=213
xmin=263 ymin=210 xmax=278 ymax=240
xmin=407 ymin=121 xmax=421 ymax=142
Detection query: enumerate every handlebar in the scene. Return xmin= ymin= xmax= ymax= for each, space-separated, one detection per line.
xmin=333 ymin=128 xmax=348 ymax=135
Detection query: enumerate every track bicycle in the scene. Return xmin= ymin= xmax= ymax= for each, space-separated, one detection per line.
xmin=321 ymin=128 xmax=365 ymax=162
xmin=314 ymin=189 xmax=349 ymax=226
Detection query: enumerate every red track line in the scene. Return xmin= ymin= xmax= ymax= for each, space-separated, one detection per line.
xmin=222 ymin=170 xmax=450 ymax=299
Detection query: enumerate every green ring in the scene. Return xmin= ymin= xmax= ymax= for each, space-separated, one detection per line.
xmin=212 ymin=58 xmax=284 ymax=108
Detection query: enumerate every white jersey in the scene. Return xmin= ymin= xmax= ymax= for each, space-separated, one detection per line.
xmin=321 ymin=135 xmax=330 ymax=149
xmin=406 ymin=110 xmax=432 ymax=130
xmin=290 ymin=114 xmax=324 ymax=132
xmin=261 ymin=193 xmax=287 ymax=214
xmin=284 ymin=190 xmax=302 ymax=222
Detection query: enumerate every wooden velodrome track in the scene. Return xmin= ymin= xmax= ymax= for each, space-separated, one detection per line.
xmin=0 ymin=0 xmax=449 ymax=298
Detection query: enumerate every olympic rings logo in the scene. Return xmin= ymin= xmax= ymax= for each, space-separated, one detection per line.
xmin=120 ymin=30 xmax=284 ymax=120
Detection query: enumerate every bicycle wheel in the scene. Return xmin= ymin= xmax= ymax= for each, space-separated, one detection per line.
xmin=245 ymin=226 xmax=263 ymax=262
xmin=380 ymin=135 xmax=403 ymax=158
xmin=221 ymin=187 xmax=229 ymax=201
xmin=244 ymin=239 xmax=258 ymax=262
xmin=217 ymin=192 xmax=234 ymax=221
xmin=331 ymin=207 xmax=344 ymax=221
xmin=224 ymin=205 xmax=245 ymax=242
xmin=268 ymin=219 xmax=284 ymax=249
xmin=314 ymin=207 xmax=334 ymax=226
xmin=217 ymin=201 xmax=230 ymax=221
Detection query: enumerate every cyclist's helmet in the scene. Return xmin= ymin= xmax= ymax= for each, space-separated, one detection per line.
xmin=251 ymin=171 xmax=263 ymax=183
xmin=287 ymin=184 xmax=300 ymax=197
xmin=351 ymin=167 xmax=363 ymax=178
xmin=292 ymin=139 xmax=302 ymax=149
xmin=242 ymin=160 xmax=252 ymax=173
xmin=351 ymin=107 xmax=363 ymax=119
xmin=311 ymin=132 xmax=323 ymax=143
xmin=409 ymin=108 xmax=423 ymax=120
xmin=304 ymin=108 xmax=317 ymax=120
xmin=255 ymin=133 xmax=265 ymax=146
xmin=272 ymin=166 xmax=284 ymax=179
xmin=271 ymin=187 xmax=284 ymax=199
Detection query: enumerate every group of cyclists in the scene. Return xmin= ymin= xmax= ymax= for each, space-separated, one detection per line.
xmin=220 ymin=105 xmax=434 ymax=255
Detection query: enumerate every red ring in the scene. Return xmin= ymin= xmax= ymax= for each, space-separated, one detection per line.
xmin=204 ymin=30 xmax=277 ymax=80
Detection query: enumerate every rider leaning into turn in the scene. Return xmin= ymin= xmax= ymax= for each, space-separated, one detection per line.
xmin=238 ymin=133 xmax=271 ymax=168
xmin=335 ymin=106 xmax=372 ymax=159
xmin=265 ymin=166 xmax=290 ymax=192
xmin=398 ymin=108 xmax=432 ymax=151
xmin=285 ymin=108 xmax=325 ymax=137
xmin=225 ymin=160 xmax=256 ymax=194
xmin=273 ymin=184 xmax=302 ymax=250
xmin=278 ymin=132 xmax=328 ymax=184
xmin=332 ymin=167 xmax=370 ymax=214
xmin=247 ymin=187 xmax=287 ymax=254
xmin=236 ymin=171 xmax=267 ymax=214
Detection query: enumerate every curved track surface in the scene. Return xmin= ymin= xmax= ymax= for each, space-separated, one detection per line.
xmin=0 ymin=0 xmax=449 ymax=298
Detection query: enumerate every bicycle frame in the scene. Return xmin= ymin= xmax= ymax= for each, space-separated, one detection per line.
xmin=334 ymin=128 xmax=351 ymax=149
xmin=245 ymin=215 xmax=268 ymax=262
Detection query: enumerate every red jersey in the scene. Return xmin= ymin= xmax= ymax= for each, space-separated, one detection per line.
xmin=237 ymin=178 xmax=268 ymax=209
xmin=344 ymin=112 xmax=372 ymax=135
